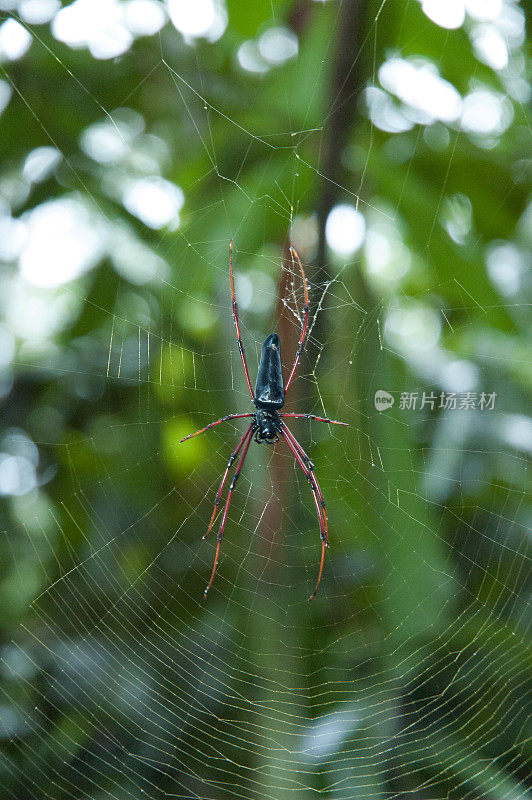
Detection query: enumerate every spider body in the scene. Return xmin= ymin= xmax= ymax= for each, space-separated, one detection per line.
xmin=180 ymin=242 xmax=347 ymax=599
xmin=252 ymin=332 xmax=285 ymax=443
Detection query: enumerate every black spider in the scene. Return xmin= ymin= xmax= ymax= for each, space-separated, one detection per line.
xmin=180 ymin=242 xmax=347 ymax=598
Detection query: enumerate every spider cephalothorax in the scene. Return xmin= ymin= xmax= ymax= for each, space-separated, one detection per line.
xmin=180 ymin=242 xmax=347 ymax=599
xmin=253 ymin=409 xmax=282 ymax=444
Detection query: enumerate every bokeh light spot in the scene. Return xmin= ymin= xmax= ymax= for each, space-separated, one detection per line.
xmin=0 ymin=18 xmax=33 ymax=61
xmin=19 ymin=198 xmax=103 ymax=287
xmin=258 ymin=26 xmax=298 ymax=65
xmin=167 ymin=0 xmax=226 ymax=41
xmin=19 ymin=0 xmax=61 ymax=24
xmin=123 ymin=177 xmax=184 ymax=229
xmin=325 ymin=204 xmax=366 ymax=256
xmin=421 ymin=0 xmax=465 ymax=29
xmin=52 ymin=0 xmax=133 ymax=59
xmin=238 ymin=40 xmax=269 ymax=74
xmin=22 ymin=147 xmax=61 ymax=183
xmin=124 ymin=0 xmax=166 ymax=35
xmin=379 ymin=58 xmax=462 ymax=124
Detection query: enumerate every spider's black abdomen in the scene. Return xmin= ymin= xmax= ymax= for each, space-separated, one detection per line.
xmin=254 ymin=333 xmax=284 ymax=410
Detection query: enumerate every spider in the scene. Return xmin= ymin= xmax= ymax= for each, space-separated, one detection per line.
xmin=180 ymin=242 xmax=347 ymax=599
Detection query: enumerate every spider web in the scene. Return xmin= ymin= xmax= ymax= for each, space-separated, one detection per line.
xmin=0 ymin=1 xmax=531 ymax=799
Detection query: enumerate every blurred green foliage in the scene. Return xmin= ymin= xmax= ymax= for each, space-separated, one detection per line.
xmin=0 ymin=0 xmax=530 ymax=798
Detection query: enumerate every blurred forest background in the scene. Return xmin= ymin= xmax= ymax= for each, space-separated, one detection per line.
xmin=0 ymin=0 xmax=531 ymax=798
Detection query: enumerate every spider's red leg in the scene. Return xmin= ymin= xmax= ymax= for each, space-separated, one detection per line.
xmin=281 ymin=413 xmax=348 ymax=427
xmin=282 ymin=423 xmax=329 ymax=533
xmin=229 ymin=240 xmax=255 ymax=400
xmin=203 ymin=424 xmax=253 ymax=541
xmin=280 ymin=426 xmax=329 ymax=600
xmin=284 ymin=246 xmax=310 ymax=394
xmin=282 ymin=431 xmax=327 ymax=600
xmin=282 ymin=424 xmax=330 ymax=568
xmin=179 ymin=414 xmax=254 ymax=443
xmin=204 ymin=424 xmax=254 ymax=597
